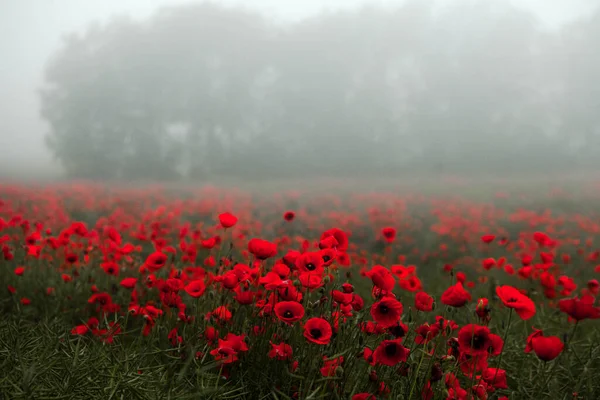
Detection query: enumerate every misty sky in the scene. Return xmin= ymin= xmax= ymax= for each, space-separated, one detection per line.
xmin=0 ymin=0 xmax=597 ymax=177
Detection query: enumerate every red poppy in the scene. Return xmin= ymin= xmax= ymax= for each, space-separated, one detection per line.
xmin=371 ymin=297 xmax=403 ymax=328
xmin=482 ymin=258 xmax=495 ymax=271
xmin=558 ymin=295 xmax=600 ymax=321
xmin=145 ymin=251 xmax=168 ymax=272
xmin=320 ymin=228 xmax=349 ymax=251
xmin=210 ymin=306 xmax=232 ymax=322
xmin=268 ymin=341 xmax=293 ymax=360
xmin=332 ymin=290 xmax=354 ymax=305
xmin=101 ymin=261 xmax=119 ymax=277
xmin=481 ymin=368 xmax=508 ymax=389
xmin=303 ymin=318 xmax=332 ymax=345
xmin=298 ymin=272 xmax=323 ymax=289
xmin=218 ymin=212 xmax=238 ymax=228
xmin=210 ymin=341 xmax=238 ymax=364
xmin=185 ymin=280 xmax=206 ymax=298
xmin=320 ymin=356 xmax=344 ymax=377
xmin=274 ymin=301 xmax=305 ymax=325
xmin=495 ymin=285 xmax=536 ymax=320
xmin=525 ymin=328 xmax=563 ymax=361
xmin=381 ymin=227 xmax=396 ymax=243
xmin=481 ymin=234 xmax=495 ymax=244
xmin=248 ymin=238 xmax=277 ymax=260
xmin=415 ymin=291 xmax=434 ymax=312
xmin=365 ymin=265 xmax=395 ymax=292
xmin=295 ymin=252 xmax=325 ymax=274
xmin=457 ymin=324 xmax=503 ymax=357
xmin=373 ymin=338 xmax=409 ymax=366
xmin=475 ymin=298 xmax=490 ymax=321
xmin=414 ymin=323 xmax=440 ymax=345
xmin=120 ymin=277 xmax=137 ymax=289
xmin=441 ymin=282 xmax=471 ymax=307
xmin=283 ymin=211 xmax=295 ymax=221
xmin=320 ymin=248 xmax=336 ymax=266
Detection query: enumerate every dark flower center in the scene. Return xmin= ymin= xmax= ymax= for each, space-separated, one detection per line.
xmin=384 ymin=343 xmax=398 ymax=356
xmin=283 ymin=310 xmax=293 ymax=318
xmin=472 ymin=334 xmax=486 ymax=349
xmin=306 ymin=263 xmax=316 ymax=271
xmin=507 ymin=297 xmax=518 ymax=303
xmin=379 ymin=304 xmax=389 ymax=314
xmin=310 ymin=329 xmax=322 ymax=339
xmin=323 ymin=255 xmax=331 ymax=262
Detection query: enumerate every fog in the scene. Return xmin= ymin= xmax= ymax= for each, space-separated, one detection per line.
xmin=1 ymin=0 xmax=599 ymax=182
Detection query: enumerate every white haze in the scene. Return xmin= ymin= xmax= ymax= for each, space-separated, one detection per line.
xmin=0 ymin=0 xmax=597 ymax=179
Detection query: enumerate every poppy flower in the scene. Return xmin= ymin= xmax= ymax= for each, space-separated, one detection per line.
xmin=482 ymin=258 xmax=496 ymax=271
xmin=248 ymin=238 xmax=277 ymax=260
xmin=283 ymin=211 xmax=295 ymax=221
xmin=320 ymin=228 xmax=349 ymax=251
xmin=274 ymin=301 xmax=305 ymax=324
xmin=481 ymin=235 xmax=495 ymax=244
xmin=209 ymin=342 xmax=238 ymax=364
xmin=204 ymin=326 xmax=220 ymax=343
xmin=120 ymin=277 xmax=137 ymax=289
xmin=298 ymin=272 xmax=323 ymax=289
xmin=475 ymin=298 xmax=490 ymax=321
xmin=303 ymin=318 xmax=332 ymax=345
xmin=495 ymin=285 xmax=536 ymax=320
xmin=218 ymin=212 xmax=238 ymax=228
xmin=101 ymin=261 xmax=119 ymax=277
xmin=441 ymin=282 xmax=471 ymax=307
xmin=295 ymin=252 xmax=325 ymax=274
xmin=415 ymin=291 xmax=434 ymax=312
xmin=320 ymin=356 xmax=344 ymax=376
xmin=332 ymin=290 xmax=354 ymax=305
xmin=268 ymin=341 xmax=293 ymax=360
xmin=185 ymin=280 xmax=206 ymax=298
xmin=320 ymin=248 xmax=336 ymax=266
xmin=373 ymin=338 xmax=409 ymax=366
xmin=480 ymin=367 xmax=508 ymax=389
xmin=371 ymin=297 xmax=403 ymax=328
xmin=414 ymin=323 xmax=440 ymax=345
xmin=525 ymin=328 xmax=564 ymax=361
xmin=365 ymin=265 xmax=395 ymax=292
xmin=457 ymin=324 xmax=503 ymax=357
xmin=145 ymin=251 xmax=168 ymax=272
xmin=71 ymin=325 xmax=89 ymax=336
xmin=14 ymin=266 xmax=24 ymax=276
xmin=210 ymin=306 xmax=232 ymax=322
xmin=381 ymin=227 xmax=396 ymax=243
xmin=558 ymin=295 xmax=600 ymax=321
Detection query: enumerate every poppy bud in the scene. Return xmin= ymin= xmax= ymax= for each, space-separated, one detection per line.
xmin=430 ymin=363 xmax=443 ymax=382
xmin=369 ymin=370 xmax=378 ymax=381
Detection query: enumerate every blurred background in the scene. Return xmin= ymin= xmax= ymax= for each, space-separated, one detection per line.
xmin=1 ymin=0 xmax=599 ymax=183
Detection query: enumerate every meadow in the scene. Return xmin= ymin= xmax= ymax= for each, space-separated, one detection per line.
xmin=1 ymin=180 xmax=600 ymax=399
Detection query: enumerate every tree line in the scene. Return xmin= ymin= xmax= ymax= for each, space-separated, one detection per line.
xmin=40 ymin=1 xmax=600 ymax=181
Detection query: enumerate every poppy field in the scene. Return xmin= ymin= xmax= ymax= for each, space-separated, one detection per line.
xmin=1 ymin=182 xmax=600 ymax=399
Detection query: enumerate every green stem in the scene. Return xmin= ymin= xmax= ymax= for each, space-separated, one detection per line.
xmin=491 ymin=308 xmax=513 ymax=387
xmin=408 ymin=347 xmax=427 ymax=399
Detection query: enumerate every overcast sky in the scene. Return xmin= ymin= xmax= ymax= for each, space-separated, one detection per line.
xmin=0 ymin=0 xmax=597 ymax=177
